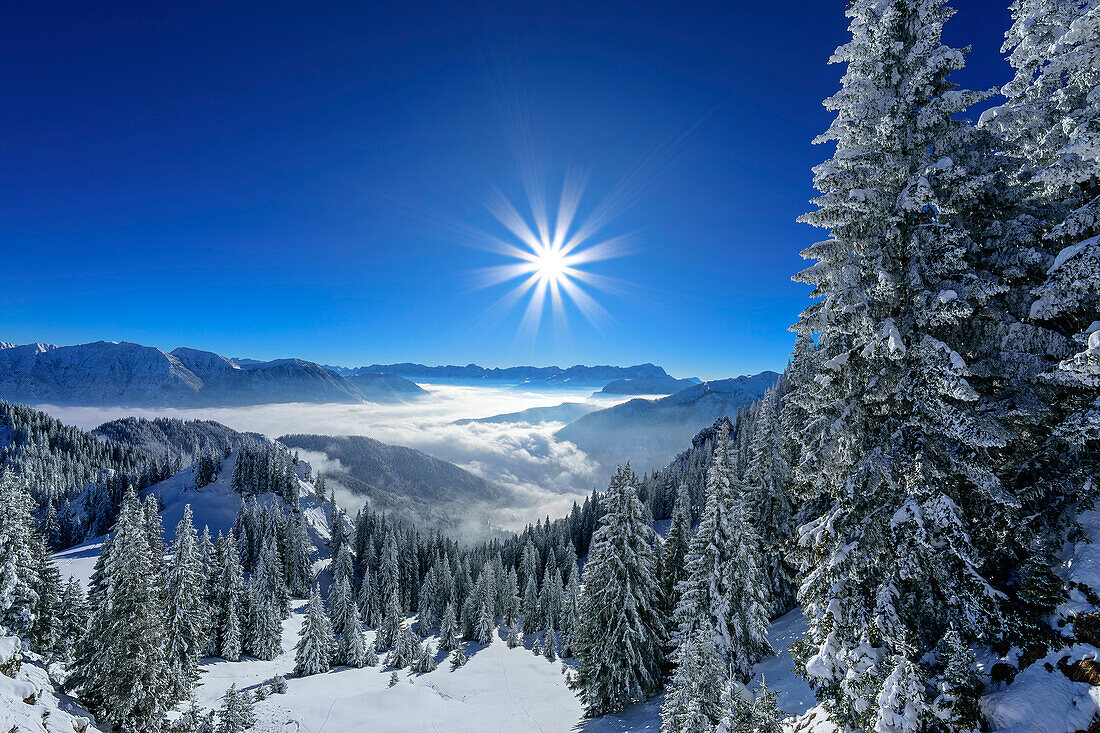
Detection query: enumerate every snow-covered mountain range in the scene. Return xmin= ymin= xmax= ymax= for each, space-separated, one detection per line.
xmin=323 ymin=361 xmax=696 ymax=388
xmin=0 ymin=341 xmax=425 ymax=407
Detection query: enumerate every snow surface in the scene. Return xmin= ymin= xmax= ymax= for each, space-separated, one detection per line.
xmin=0 ymin=637 xmax=100 ymax=733
xmin=977 ymin=507 xmax=1100 ymax=733
xmin=754 ymin=608 xmax=817 ymax=717
xmin=183 ymin=605 xmax=816 ymax=733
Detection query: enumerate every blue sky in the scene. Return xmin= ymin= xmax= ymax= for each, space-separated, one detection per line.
xmin=2 ymin=0 xmax=1011 ymax=379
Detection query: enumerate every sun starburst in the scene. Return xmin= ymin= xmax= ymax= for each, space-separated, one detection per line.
xmin=473 ymin=173 xmax=632 ymax=338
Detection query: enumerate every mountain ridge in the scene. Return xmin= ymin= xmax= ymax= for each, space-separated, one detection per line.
xmin=556 ymin=372 xmax=781 ymax=474
xmin=0 ymin=340 xmax=424 ymax=407
xmin=323 ymin=361 xmax=696 ymax=387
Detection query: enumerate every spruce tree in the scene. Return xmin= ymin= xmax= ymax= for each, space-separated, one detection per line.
xmin=295 ymin=587 xmax=334 ymax=676
xmin=67 ymin=489 xmax=170 ymax=732
xmin=412 ymin=641 xmax=438 ymax=673
xmin=521 ymin=575 xmax=540 ymax=635
xmin=357 ymin=568 xmax=379 ymax=628
xmin=376 ymin=588 xmax=403 ymax=650
xmin=438 ymin=601 xmax=459 ymax=652
xmin=1003 ymin=0 xmax=1100 ymax=537
xmin=214 ymin=533 xmax=245 ymax=661
xmin=222 ymin=598 xmax=243 ymax=662
xmin=329 ymin=574 xmax=354 ymax=638
xmin=165 ymin=505 xmax=207 ymax=702
xmin=57 ymin=577 xmax=87 ymax=659
xmin=674 ymin=430 xmax=771 ymax=680
xmin=874 ymin=653 xmax=927 ymax=733
xmin=571 ymin=467 xmax=666 ymax=716
xmin=475 ymin=598 xmax=495 ymax=645
xmin=283 ymin=514 xmax=315 ymax=598
xmin=501 ymin=566 xmax=520 ymax=626
xmin=214 ymin=684 xmax=256 ymax=733
xmin=744 ymin=385 xmax=798 ymax=616
xmin=387 ymin=626 xmax=420 ymax=669
xmin=337 ymin=588 xmax=368 ymax=668
xmin=28 ymin=532 xmax=62 ymax=653
xmin=659 ymin=482 xmax=692 ymax=619
xmin=932 ymin=628 xmax=982 ymax=731
xmin=0 ymin=472 xmax=40 ymax=639
xmin=248 ymin=584 xmax=283 ymax=661
xmin=789 ymin=0 xmax=1020 ymax=726
xmin=659 ymin=631 xmax=724 ymax=733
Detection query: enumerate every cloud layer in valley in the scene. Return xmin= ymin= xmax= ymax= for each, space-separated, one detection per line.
xmin=37 ymin=384 xmax=630 ymax=532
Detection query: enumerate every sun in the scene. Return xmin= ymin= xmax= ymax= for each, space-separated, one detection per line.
xmin=533 ymin=244 xmax=568 ymax=284
xmin=471 ymin=173 xmax=632 ymax=338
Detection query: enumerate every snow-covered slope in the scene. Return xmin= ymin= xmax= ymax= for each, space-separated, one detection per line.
xmin=54 ymin=449 xmax=334 ymax=590
xmin=184 ymin=603 xmax=819 ymax=733
xmin=557 ymin=372 xmax=780 ymax=473
xmin=48 ymin=445 xmax=829 ymax=733
xmin=979 ymin=506 xmax=1100 ymax=733
xmin=0 ymin=636 xmax=100 ymax=733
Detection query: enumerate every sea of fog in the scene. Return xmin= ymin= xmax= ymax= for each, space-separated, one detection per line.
xmin=35 ymin=384 xmax=632 ymax=531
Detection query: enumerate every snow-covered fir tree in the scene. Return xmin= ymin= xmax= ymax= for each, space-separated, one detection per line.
xmin=357 ymin=567 xmax=380 ymax=628
xmin=571 ymin=466 xmax=666 ymax=716
xmin=674 ymin=429 xmax=771 ymax=680
xmin=438 ymin=601 xmax=459 ymax=652
xmin=874 ymin=652 xmax=927 ymax=733
xmin=0 ymin=471 xmax=42 ymax=639
xmin=248 ymin=581 xmax=283 ymax=661
xmin=57 ymin=576 xmax=87 ymax=659
xmin=387 ymin=626 xmax=422 ymax=669
xmin=329 ymin=573 xmax=354 ymax=638
xmin=282 ymin=513 xmax=315 ymax=598
xmin=475 ymin=597 xmax=495 ymax=644
xmin=783 ymin=0 xmax=1066 ymax=727
xmin=336 ymin=585 xmax=369 ymax=668
xmin=660 ymin=631 xmax=724 ymax=733
xmin=28 ymin=530 xmax=62 ymax=654
xmin=658 ymin=481 xmax=692 ymax=622
xmin=521 ymin=574 xmax=540 ymax=635
xmin=744 ymin=384 xmax=798 ymax=616
xmin=376 ymin=588 xmax=403 ymax=650
xmin=295 ymin=587 xmax=334 ymax=676
xmin=932 ymin=627 xmax=983 ymax=731
xmin=214 ymin=684 xmax=255 ymax=733
xmin=412 ymin=641 xmax=438 ymax=673
xmin=1003 ymin=0 xmax=1100 ymax=518
xmin=67 ymin=489 xmax=170 ymax=732
xmin=213 ymin=532 xmax=246 ymax=661
xmin=165 ymin=504 xmax=208 ymax=703
xmin=502 ymin=566 xmax=520 ymax=627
